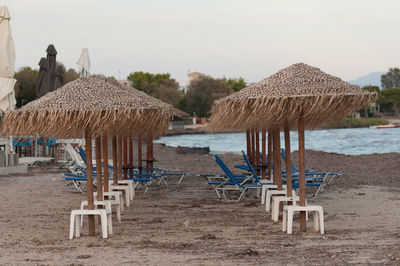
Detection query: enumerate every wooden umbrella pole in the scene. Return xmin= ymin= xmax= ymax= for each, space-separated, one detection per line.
xmin=129 ymin=136 xmax=133 ymax=178
xmin=54 ymin=144 xmax=58 ymax=162
xmin=102 ymin=136 xmax=109 ymax=193
xmin=298 ymin=115 xmax=307 ymax=232
xmin=284 ymin=124 xmax=292 ymax=198
xmin=248 ymin=130 xmax=252 ymax=164
xmin=112 ymin=136 xmax=118 ymax=185
xmin=95 ymin=137 xmax=103 ymax=202
xmin=32 ymin=139 xmax=35 ymax=157
xmin=272 ymin=128 xmax=282 ymax=189
xmin=261 ymin=129 xmax=266 ymax=179
xmin=146 ymin=134 xmax=151 ymax=173
xmin=255 ymin=131 xmax=260 ymax=174
xmin=251 ymin=130 xmax=255 ymax=165
xmin=42 ymin=140 xmax=46 ymax=157
xmin=246 ymin=130 xmax=251 ymax=161
xmin=123 ymin=136 xmax=128 ymax=179
xmin=84 ymin=132 xmax=95 ymax=236
xmin=267 ymin=130 xmax=272 ymax=180
xmin=149 ymin=134 xmax=154 ymax=171
xmin=117 ymin=136 xmax=123 ymax=181
xmin=138 ymin=134 xmax=142 ymax=174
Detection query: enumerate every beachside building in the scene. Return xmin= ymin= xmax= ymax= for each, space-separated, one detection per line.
xmin=188 ymin=71 xmax=205 ymax=81
xmin=184 ymin=71 xmax=205 ymax=94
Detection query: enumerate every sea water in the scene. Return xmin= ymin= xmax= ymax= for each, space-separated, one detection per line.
xmin=155 ymin=127 xmax=400 ymax=155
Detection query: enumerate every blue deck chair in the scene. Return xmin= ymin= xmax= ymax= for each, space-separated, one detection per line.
xmin=213 ymin=155 xmax=264 ymax=201
xmin=240 ymin=151 xmax=326 ymax=198
xmin=241 ymin=151 xmax=274 ymax=185
xmin=235 ymin=155 xmax=271 ymax=172
xmin=207 ymin=152 xmax=275 ymax=188
xmin=241 ymin=151 xmax=325 ymax=196
xmin=279 ymin=148 xmax=344 ymax=185
xmin=78 ymin=146 xmax=87 ymax=164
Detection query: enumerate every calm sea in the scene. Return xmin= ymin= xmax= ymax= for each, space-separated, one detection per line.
xmin=155 ymin=127 xmax=400 ymax=155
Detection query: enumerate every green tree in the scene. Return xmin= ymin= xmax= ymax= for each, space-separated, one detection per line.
xmin=146 ymin=78 xmax=182 ymax=107
xmin=381 ymin=68 xmax=400 ymax=89
xmin=185 ymin=76 xmax=233 ymax=117
xmin=14 ymin=67 xmax=38 ymax=107
xmin=177 ymin=95 xmax=188 ymax=112
xmin=363 ymin=85 xmax=380 ymax=93
xmin=224 ymin=77 xmax=246 ymax=91
xmin=376 ymin=88 xmax=400 ymax=113
xmin=127 ymin=71 xmax=174 ymax=93
xmin=126 ymin=71 xmax=182 ymax=107
xmin=64 ymin=68 xmax=79 ymax=83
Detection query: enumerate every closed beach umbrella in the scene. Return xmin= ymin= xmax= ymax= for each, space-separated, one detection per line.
xmin=36 ymin=44 xmax=61 ymax=97
xmin=45 ymin=44 xmax=58 ymax=92
xmin=2 ymin=76 xmax=172 ymax=236
xmin=77 ymin=48 xmax=90 ymax=77
xmin=35 ymin=57 xmax=49 ymax=98
xmin=0 ymin=6 xmax=16 ymax=113
xmin=209 ymin=63 xmax=376 ymax=232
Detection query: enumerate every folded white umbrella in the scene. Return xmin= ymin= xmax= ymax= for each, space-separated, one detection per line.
xmin=0 ymin=6 xmax=16 ymax=113
xmin=77 ymin=48 xmax=90 ymax=77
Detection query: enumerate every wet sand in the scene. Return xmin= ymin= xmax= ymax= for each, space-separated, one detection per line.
xmin=0 ymin=144 xmax=399 ymax=265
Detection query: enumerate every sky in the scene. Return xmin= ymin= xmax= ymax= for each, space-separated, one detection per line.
xmin=1 ymin=0 xmax=400 ymax=84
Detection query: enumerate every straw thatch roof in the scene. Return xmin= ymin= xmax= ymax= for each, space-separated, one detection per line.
xmin=171 ymin=107 xmax=190 ymax=118
xmin=209 ymin=63 xmax=377 ymax=131
xmin=1 ymin=76 xmax=172 ymax=138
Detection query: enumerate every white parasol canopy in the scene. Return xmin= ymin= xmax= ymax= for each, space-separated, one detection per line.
xmin=76 ymin=48 xmax=90 ymax=77
xmin=0 ymin=6 xmax=16 ymax=113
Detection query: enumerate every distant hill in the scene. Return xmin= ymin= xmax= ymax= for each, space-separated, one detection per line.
xmin=348 ymin=72 xmax=385 ymax=88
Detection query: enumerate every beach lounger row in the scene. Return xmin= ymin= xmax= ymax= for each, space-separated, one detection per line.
xmin=207 ymin=152 xmax=326 ymax=202
xmin=205 ymin=151 xmax=329 ymax=234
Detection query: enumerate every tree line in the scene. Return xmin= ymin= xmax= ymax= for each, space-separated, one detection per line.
xmin=127 ymin=71 xmax=246 ymax=117
xmin=11 ymin=66 xmax=400 ymax=118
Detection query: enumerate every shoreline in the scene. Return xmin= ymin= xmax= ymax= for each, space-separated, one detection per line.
xmin=166 ymin=122 xmax=400 ymax=137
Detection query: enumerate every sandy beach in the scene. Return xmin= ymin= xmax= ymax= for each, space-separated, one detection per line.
xmin=0 ymin=144 xmax=399 ymax=265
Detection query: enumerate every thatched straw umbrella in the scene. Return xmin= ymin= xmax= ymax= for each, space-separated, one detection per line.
xmin=209 ymin=63 xmax=376 ymax=232
xmin=3 ymin=76 xmax=171 ymax=138
xmin=209 ymin=63 xmax=375 ymax=131
xmin=1 ymin=75 xmax=172 ymax=236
